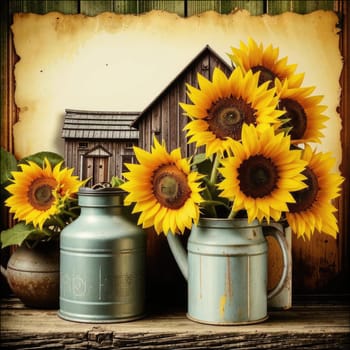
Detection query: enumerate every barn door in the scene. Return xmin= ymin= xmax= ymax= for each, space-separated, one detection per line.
xmin=85 ymin=157 xmax=94 ymax=183
xmin=85 ymin=156 xmax=109 ymax=185
xmin=83 ymin=145 xmax=111 ymax=186
xmin=96 ymin=157 xmax=108 ymax=183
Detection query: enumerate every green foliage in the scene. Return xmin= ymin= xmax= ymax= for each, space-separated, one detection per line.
xmin=0 ymin=148 xmax=17 ymax=185
xmin=0 ymin=222 xmax=48 ymax=248
xmin=110 ymin=176 xmax=124 ymax=187
xmin=192 ymin=152 xmax=230 ymax=218
xmin=0 ymin=150 xmax=69 ymax=248
xmin=19 ymin=151 xmax=64 ymax=168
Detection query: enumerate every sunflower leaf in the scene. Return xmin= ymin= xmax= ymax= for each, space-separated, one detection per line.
xmin=110 ymin=176 xmax=124 ymax=187
xmin=19 ymin=151 xmax=64 ymax=168
xmin=0 ymin=222 xmax=42 ymax=248
xmin=192 ymin=153 xmax=213 ymax=176
xmin=192 ymin=153 xmax=207 ymax=166
xmin=0 ymin=147 xmax=17 ymax=184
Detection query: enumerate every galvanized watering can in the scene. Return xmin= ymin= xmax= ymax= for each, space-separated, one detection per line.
xmin=59 ymin=187 xmax=146 ymax=323
xmin=167 ymin=218 xmax=289 ymax=325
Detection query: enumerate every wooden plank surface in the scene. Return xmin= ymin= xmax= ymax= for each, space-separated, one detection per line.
xmin=1 ymin=298 xmax=349 ymax=349
xmin=266 ymin=0 xmax=334 ymax=14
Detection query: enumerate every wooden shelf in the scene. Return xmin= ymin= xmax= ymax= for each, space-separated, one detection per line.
xmin=1 ymin=298 xmax=350 ymax=349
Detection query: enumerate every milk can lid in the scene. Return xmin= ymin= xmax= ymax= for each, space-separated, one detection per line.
xmin=79 ymin=186 xmax=125 ymax=195
xmin=78 ymin=186 xmax=126 ymax=206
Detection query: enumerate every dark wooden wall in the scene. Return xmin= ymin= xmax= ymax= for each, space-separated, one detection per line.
xmin=136 ymin=47 xmax=232 ymax=157
xmin=0 ymin=0 xmax=348 ymax=298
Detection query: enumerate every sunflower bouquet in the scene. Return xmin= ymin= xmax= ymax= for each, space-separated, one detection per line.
xmin=120 ymin=38 xmax=344 ymax=241
xmin=0 ymin=150 xmax=86 ymax=248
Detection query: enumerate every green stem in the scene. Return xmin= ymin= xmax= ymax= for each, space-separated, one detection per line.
xmin=202 ymin=187 xmax=217 ymax=218
xmin=52 ymin=215 xmax=65 ymax=229
xmin=68 ymin=206 xmax=80 ymax=211
xmin=41 ymin=227 xmax=54 ymax=236
xmin=62 ymin=209 xmax=78 ymax=219
xmin=227 ymin=208 xmax=238 ymax=220
xmin=209 ymin=153 xmax=221 ymax=184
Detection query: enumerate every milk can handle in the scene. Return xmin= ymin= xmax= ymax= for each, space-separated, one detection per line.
xmin=262 ymin=223 xmax=290 ymax=300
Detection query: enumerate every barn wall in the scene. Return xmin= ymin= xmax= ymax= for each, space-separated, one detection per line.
xmin=64 ymin=139 xmax=137 ymax=184
xmin=138 ymin=49 xmax=232 ymax=157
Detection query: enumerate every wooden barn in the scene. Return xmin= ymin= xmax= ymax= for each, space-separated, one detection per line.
xmin=132 ymin=45 xmax=232 ymax=155
xmin=61 ymin=109 xmax=139 ymax=186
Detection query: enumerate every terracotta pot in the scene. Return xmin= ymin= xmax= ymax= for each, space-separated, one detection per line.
xmin=2 ymin=240 xmax=59 ymax=309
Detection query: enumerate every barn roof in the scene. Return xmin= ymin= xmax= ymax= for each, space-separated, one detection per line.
xmin=132 ymin=45 xmax=232 ymax=128
xmin=62 ymin=109 xmax=140 ymax=140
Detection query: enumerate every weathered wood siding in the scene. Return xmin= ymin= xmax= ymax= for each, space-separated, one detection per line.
xmin=1 ymin=298 xmax=350 ymax=350
xmin=64 ymin=140 xmax=136 ymax=185
xmin=135 ymin=47 xmax=232 ymax=157
xmin=0 ymin=0 xmax=348 ymax=296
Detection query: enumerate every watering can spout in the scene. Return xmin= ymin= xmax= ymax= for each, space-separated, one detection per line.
xmin=166 ymin=232 xmax=188 ymax=281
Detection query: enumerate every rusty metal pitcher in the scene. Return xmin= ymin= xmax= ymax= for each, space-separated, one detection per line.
xmin=167 ymin=218 xmax=289 ymax=325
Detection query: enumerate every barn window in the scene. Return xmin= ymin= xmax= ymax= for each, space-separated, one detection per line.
xmin=122 ymin=154 xmax=136 ymax=175
xmin=125 ymin=142 xmax=135 ymax=150
xmin=79 ymin=142 xmax=88 ymax=149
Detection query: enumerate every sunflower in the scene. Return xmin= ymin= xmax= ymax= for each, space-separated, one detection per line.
xmin=275 ymin=79 xmax=328 ymax=144
xmin=286 ymin=145 xmax=344 ymax=239
xmin=180 ymin=66 xmax=284 ymax=157
xmin=5 ymin=158 xmax=85 ymax=230
xmin=228 ymin=37 xmax=304 ymax=88
xmin=218 ymin=123 xmax=307 ymax=223
xmin=120 ymin=138 xmax=203 ymax=235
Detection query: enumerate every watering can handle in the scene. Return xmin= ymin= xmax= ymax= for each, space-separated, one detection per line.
xmin=262 ymin=223 xmax=290 ymax=300
xmin=166 ymin=232 xmax=188 ymax=281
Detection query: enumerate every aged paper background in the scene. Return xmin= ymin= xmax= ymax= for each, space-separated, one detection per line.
xmin=11 ymin=10 xmax=342 ymax=168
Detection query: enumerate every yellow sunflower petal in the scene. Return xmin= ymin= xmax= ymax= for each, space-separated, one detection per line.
xmin=229 ymin=38 xmax=302 ymax=88
xmin=120 ymin=138 xmax=203 ymax=235
xmin=218 ymin=124 xmax=306 ymax=223
xmin=285 ymin=146 xmax=344 ymax=239
xmin=181 ymin=66 xmax=282 ymax=157
xmin=5 ymin=158 xmax=84 ymax=229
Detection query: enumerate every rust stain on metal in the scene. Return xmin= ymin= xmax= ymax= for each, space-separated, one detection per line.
xmin=219 ymin=295 xmax=226 ymax=318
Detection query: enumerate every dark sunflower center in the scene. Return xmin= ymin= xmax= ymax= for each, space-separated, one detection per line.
xmin=251 ymin=65 xmax=277 ymax=88
xmin=288 ymin=167 xmax=319 ymax=213
xmin=238 ymin=155 xmax=279 ymax=198
xmin=28 ymin=177 xmax=57 ymax=211
xmin=279 ymin=98 xmax=307 ymax=140
xmin=207 ymin=97 xmax=256 ymax=140
xmin=153 ymin=164 xmax=191 ymax=209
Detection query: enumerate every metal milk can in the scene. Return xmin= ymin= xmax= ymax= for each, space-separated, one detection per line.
xmin=167 ymin=218 xmax=289 ymax=325
xmin=58 ymin=187 xmax=146 ymax=323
